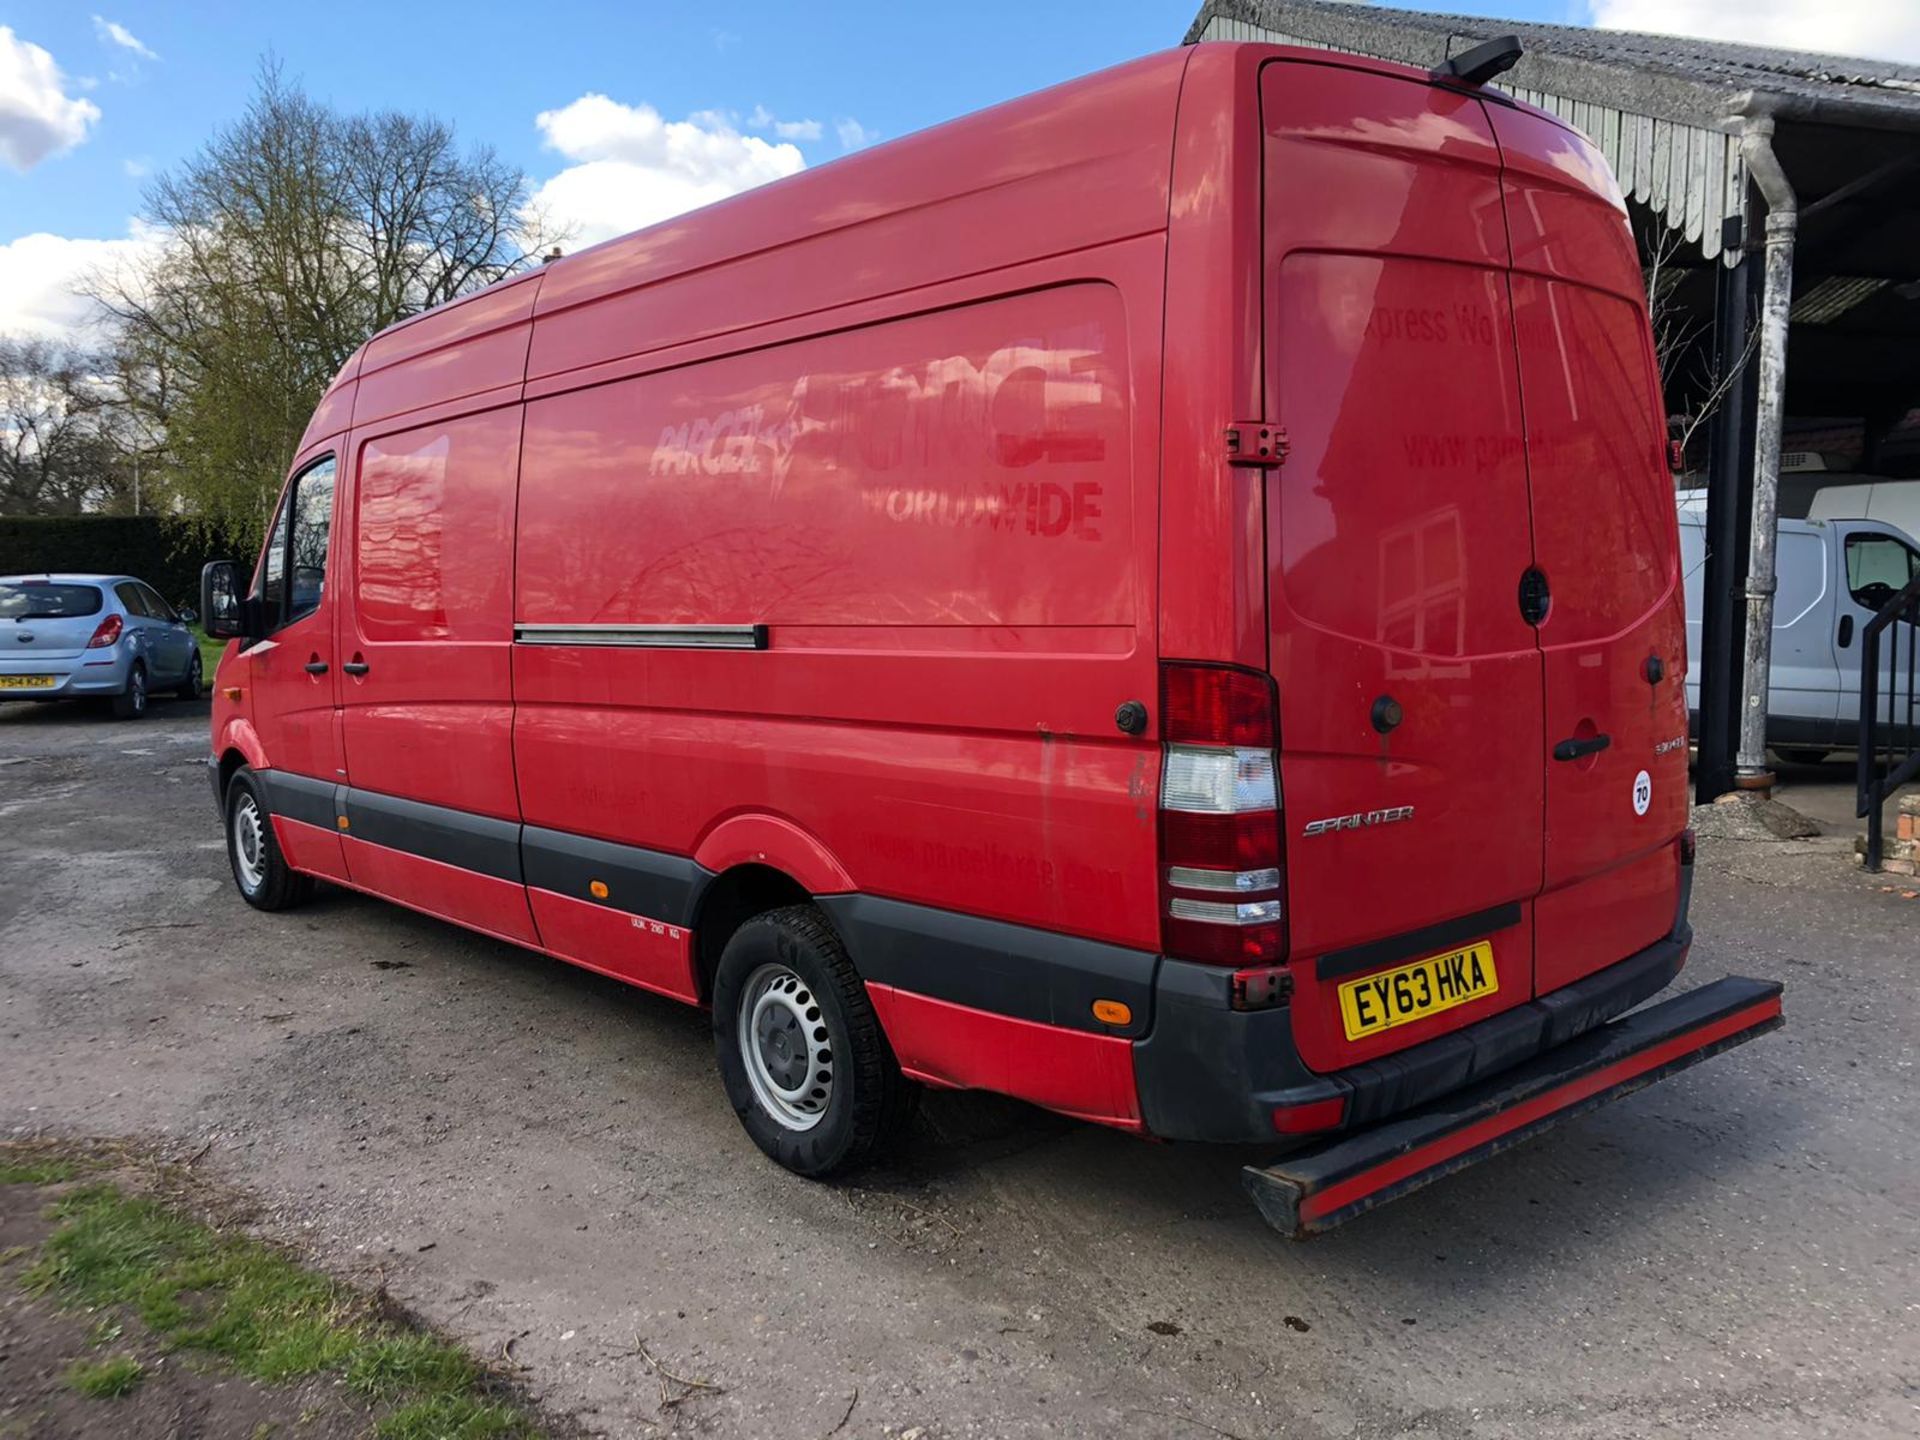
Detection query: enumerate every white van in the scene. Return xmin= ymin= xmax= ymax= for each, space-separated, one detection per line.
xmin=1805 ymin=476 xmax=1920 ymax=543
xmin=1679 ymin=510 xmax=1920 ymax=761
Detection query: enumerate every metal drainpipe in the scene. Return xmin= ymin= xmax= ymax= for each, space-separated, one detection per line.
xmin=1734 ymin=114 xmax=1797 ymax=788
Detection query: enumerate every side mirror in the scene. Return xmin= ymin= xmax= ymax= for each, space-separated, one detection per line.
xmin=199 ymin=561 xmax=251 ymax=641
xmin=177 ymin=605 xmax=199 ymax=625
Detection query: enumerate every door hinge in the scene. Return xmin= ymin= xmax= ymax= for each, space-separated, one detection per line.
xmin=1226 ymin=422 xmax=1288 ymax=468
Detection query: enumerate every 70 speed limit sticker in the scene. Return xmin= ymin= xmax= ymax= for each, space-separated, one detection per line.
xmin=1632 ymin=769 xmax=1652 ymax=817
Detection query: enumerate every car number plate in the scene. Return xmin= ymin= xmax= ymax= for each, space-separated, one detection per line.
xmin=1338 ymin=941 xmax=1497 ymax=1041
xmin=0 ymin=675 xmax=55 ymax=690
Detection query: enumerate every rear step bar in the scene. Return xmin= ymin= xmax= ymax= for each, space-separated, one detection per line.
xmin=1244 ymin=976 xmax=1784 ymax=1238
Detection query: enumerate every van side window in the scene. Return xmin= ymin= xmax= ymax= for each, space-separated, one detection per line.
xmin=1844 ymin=534 xmax=1918 ymax=612
xmin=258 ymin=456 xmax=336 ymax=631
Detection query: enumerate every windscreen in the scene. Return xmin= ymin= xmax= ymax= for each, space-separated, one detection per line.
xmin=1 ymin=583 xmax=104 ymax=619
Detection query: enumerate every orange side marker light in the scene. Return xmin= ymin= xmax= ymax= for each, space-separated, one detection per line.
xmin=589 ymin=879 xmax=610 ymax=899
xmin=1092 ymin=999 xmax=1132 ymax=1026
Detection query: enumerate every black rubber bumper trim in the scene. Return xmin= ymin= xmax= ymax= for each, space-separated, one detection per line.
xmin=257 ymin=769 xmax=338 ymax=830
xmin=521 ymin=825 xmax=704 ymax=926
xmin=1316 ymin=901 xmax=1523 ymax=982
xmin=1134 ymin=852 xmax=1696 ymax=1143
xmin=341 ymin=787 xmax=522 ymax=884
xmin=1242 ymin=975 xmax=1784 ymax=1237
xmin=818 ymin=894 xmax=1158 ymax=1038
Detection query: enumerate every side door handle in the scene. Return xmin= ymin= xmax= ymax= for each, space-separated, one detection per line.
xmin=1553 ymin=733 xmax=1612 ymax=762
xmin=1838 ymin=614 xmax=1854 ymax=649
xmin=303 ymin=659 xmax=329 ymax=675
xmin=341 ymin=659 xmax=370 ymax=676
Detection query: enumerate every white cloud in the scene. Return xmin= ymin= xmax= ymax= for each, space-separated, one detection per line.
xmin=530 ymin=95 xmax=806 ymax=249
xmin=834 ymin=117 xmax=879 ymax=153
xmin=92 ymin=15 xmax=158 ymax=62
xmin=0 ymin=27 xmax=102 ymax=172
xmin=121 ymin=156 xmax=149 ymax=178
xmin=1588 ymin=0 xmax=1920 ymax=64
xmin=0 ymin=224 xmax=162 ymax=343
xmin=748 ymin=104 xmax=824 ymax=142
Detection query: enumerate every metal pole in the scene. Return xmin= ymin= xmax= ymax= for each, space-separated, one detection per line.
xmin=1696 ymin=215 xmax=1751 ymax=804
xmin=1735 ymin=116 xmax=1797 ymax=789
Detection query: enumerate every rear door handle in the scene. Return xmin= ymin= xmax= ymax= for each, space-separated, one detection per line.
xmin=1838 ymin=615 xmax=1854 ymax=648
xmin=341 ymin=660 xmax=370 ymax=676
xmin=303 ymin=660 xmax=329 ymax=675
xmin=1553 ymin=734 xmax=1612 ymax=761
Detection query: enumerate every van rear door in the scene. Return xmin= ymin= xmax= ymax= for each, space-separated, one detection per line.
xmin=1260 ymin=62 xmax=1543 ymax=1073
xmin=1488 ymin=105 xmax=1690 ymax=993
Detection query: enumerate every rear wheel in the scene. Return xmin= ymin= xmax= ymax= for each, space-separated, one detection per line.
xmin=712 ymin=905 xmax=916 ymax=1177
xmin=176 ymin=650 xmax=203 ymax=701
xmin=225 ymin=768 xmax=314 ymax=911
xmin=110 ymin=662 xmax=147 ymax=720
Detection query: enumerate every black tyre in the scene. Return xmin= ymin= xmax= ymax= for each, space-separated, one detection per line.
xmin=176 ymin=650 xmax=204 ymax=701
xmin=712 ymin=905 xmax=916 ymax=1177
xmin=110 ymin=662 xmax=147 ymax=720
xmin=225 ymin=767 xmax=315 ymax=912
xmin=1777 ymin=747 xmax=1829 ymax=767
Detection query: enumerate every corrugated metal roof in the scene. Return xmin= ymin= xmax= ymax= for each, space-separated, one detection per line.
xmin=1188 ymin=1 xmax=1920 ymax=264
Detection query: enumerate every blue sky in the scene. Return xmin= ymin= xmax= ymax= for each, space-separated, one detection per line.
xmin=2 ymin=1 xmax=1913 ymax=340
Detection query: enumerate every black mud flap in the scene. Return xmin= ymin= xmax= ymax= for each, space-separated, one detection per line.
xmin=1243 ymin=976 xmax=1784 ymax=1238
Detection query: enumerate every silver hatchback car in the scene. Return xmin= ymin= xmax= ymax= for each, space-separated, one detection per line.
xmin=0 ymin=573 xmax=204 ymax=719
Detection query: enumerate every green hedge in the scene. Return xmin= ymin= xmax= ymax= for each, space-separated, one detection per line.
xmin=0 ymin=517 xmax=246 ymax=609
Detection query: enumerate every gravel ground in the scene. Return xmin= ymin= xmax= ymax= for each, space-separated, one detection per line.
xmin=3 ymin=700 xmax=1915 ymax=1439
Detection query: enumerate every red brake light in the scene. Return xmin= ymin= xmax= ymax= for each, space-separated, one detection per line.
xmin=1158 ymin=662 xmax=1287 ymax=967
xmin=87 ymin=614 xmax=123 ymax=648
xmin=1162 ymin=664 xmax=1275 ymax=747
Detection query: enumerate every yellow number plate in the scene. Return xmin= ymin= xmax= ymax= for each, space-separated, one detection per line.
xmin=1338 ymin=941 xmax=1497 ymax=1041
xmin=0 ymin=675 xmax=55 ymax=690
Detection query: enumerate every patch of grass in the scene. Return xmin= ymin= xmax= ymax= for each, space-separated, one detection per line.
xmin=65 ymin=1354 xmax=145 ymax=1398
xmin=191 ymin=625 xmax=227 ymax=676
xmin=0 ymin=1157 xmax=78 ymax=1185
xmin=17 ymin=1177 xmax=533 ymax=1436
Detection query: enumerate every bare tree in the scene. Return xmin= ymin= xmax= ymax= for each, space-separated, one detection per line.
xmin=0 ymin=339 xmax=125 ymax=517
xmin=91 ymin=62 xmax=561 ymax=543
xmin=1642 ymin=220 xmax=1759 ymax=471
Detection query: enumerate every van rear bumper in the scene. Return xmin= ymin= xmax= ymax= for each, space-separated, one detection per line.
xmin=1242 ymin=975 xmax=1783 ymax=1236
xmin=1133 ymin=857 xmax=1696 ymax=1143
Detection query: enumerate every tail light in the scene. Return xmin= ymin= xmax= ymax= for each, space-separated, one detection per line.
xmin=1158 ymin=663 xmax=1286 ymax=966
xmin=87 ymin=614 xmax=124 ymax=648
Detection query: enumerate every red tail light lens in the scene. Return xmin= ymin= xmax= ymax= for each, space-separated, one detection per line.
xmin=87 ymin=614 xmax=124 ymax=648
xmin=1158 ymin=663 xmax=1286 ymax=967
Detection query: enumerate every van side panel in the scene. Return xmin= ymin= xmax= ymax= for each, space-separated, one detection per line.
xmin=514 ymin=261 xmax=1164 ymax=955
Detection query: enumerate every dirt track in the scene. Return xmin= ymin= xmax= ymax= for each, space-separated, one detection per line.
xmin=3 ymin=700 xmax=1915 ymax=1438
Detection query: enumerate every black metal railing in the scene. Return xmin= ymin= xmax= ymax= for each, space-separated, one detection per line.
xmin=1856 ymin=571 xmax=1920 ymax=871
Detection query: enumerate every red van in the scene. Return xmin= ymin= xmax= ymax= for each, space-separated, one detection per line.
xmin=202 ymin=41 xmax=1781 ymax=1233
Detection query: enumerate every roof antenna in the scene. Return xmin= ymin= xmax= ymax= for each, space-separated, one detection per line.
xmin=1432 ymin=35 xmax=1523 ymax=86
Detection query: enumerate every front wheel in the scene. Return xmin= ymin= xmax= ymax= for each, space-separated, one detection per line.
xmin=176 ymin=650 xmax=204 ymax=701
xmin=225 ymin=768 xmax=314 ymax=912
xmin=712 ymin=906 xmax=916 ymax=1177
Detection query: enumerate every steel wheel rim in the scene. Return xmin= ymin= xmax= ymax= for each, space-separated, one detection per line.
xmin=232 ymin=793 xmax=265 ymax=892
xmin=737 ymin=962 xmax=834 ymax=1132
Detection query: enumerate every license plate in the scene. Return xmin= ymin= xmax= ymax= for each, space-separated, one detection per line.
xmin=1338 ymin=941 xmax=1497 ymax=1041
xmin=0 ymin=675 xmax=55 ymax=690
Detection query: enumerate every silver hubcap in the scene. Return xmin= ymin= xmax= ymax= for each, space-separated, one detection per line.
xmin=130 ymin=671 xmax=145 ymax=712
xmin=738 ymin=963 xmax=834 ymax=1131
xmin=232 ymin=793 xmax=265 ymax=892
